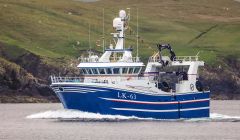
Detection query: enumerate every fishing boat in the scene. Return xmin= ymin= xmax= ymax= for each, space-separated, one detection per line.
xmin=50 ymin=9 xmax=210 ymax=119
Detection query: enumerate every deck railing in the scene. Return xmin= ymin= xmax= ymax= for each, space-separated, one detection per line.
xmin=175 ymin=56 xmax=199 ymax=61
xmin=148 ymin=56 xmax=199 ymax=62
xmin=148 ymin=57 xmax=161 ymax=62
xmin=50 ymin=76 xmax=84 ymax=83
xmin=79 ymin=57 xmax=141 ymax=63
xmin=50 ymin=75 xmax=147 ymax=84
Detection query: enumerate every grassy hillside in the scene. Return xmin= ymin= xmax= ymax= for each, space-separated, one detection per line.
xmin=0 ymin=0 xmax=240 ymax=102
xmin=0 ymin=0 xmax=240 ymax=64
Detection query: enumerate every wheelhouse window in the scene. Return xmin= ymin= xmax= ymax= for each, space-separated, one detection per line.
xmin=87 ymin=69 xmax=92 ymax=74
xmin=106 ymin=68 xmax=112 ymax=74
xmin=92 ymin=68 xmax=99 ymax=74
xmin=113 ymin=68 xmax=120 ymax=74
xmin=80 ymin=67 xmax=141 ymax=75
xmin=128 ymin=67 xmax=134 ymax=74
xmin=133 ymin=67 xmax=141 ymax=74
xmin=81 ymin=69 xmax=87 ymax=74
xmin=99 ymin=68 xmax=106 ymax=74
xmin=122 ymin=67 xmax=128 ymax=74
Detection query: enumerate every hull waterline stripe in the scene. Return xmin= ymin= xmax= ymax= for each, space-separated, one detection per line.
xmin=180 ymin=107 xmax=209 ymax=111
xmin=100 ymin=97 xmax=210 ymax=105
xmin=180 ymin=99 xmax=209 ymax=103
xmin=112 ymin=108 xmax=178 ymax=112
xmin=112 ymin=107 xmax=209 ymax=113
xmin=100 ymin=97 xmax=177 ymax=104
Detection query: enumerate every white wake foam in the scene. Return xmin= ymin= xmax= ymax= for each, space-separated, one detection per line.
xmin=26 ymin=109 xmax=240 ymax=122
xmin=210 ymin=113 xmax=240 ymax=121
xmin=183 ymin=113 xmax=240 ymax=122
xmin=26 ymin=109 xmax=153 ymax=121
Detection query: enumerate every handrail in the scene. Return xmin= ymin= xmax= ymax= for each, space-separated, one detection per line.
xmin=79 ymin=57 xmax=141 ymax=63
xmin=148 ymin=56 xmax=199 ymax=62
xmin=51 ymin=76 xmax=84 ymax=83
xmin=50 ymin=75 xmax=148 ymax=84
xmin=175 ymin=56 xmax=199 ymax=61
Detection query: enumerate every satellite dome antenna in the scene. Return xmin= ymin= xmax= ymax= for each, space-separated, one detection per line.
xmin=112 ymin=9 xmax=129 ymax=50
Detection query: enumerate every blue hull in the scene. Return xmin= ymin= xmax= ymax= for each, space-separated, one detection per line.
xmin=51 ymin=85 xmax=210 ymax=119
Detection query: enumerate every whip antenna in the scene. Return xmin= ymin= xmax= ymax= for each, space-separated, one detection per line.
xmin=137 ymin=8 xmax=139 ymax=58
xmin=102 ymin=8 xmax=105 ymax=53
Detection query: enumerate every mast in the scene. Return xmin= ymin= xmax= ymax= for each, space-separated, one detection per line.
xmin=88 ymin=23 xmax=91 ymax=56
xmin=102 ymin=8 xmax=105 ymax=53
xmin=136 ymin=8 xmax=139 ymax=58
xmin=113 ymin=10 xmax=128 ymax=50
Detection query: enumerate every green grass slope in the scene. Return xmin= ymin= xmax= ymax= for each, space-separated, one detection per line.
xmin=0 ymin=0 xmax=240 ymax=65
xmin=0 ymin=0 xmax=240 ymax=101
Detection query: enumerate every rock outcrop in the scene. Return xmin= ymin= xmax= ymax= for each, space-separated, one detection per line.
xmin=0 ymin=43 xmax=239 ymax=102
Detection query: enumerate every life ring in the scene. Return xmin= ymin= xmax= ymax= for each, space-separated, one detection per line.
xmin=190 ymin=84 xmax=194 ymax=91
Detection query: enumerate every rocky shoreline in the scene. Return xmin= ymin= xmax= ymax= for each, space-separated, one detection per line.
xmin=0 ymin=43 xmax=239 ymax=103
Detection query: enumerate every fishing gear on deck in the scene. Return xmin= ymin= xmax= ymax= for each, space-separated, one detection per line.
xmin=157 ymin=44 xmax=176 ymax=66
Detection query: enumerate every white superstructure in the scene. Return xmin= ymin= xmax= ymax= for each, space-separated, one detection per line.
xmin=50 ymin=9 xmax=210 ymax=120
xmin=52 ymin=9 xmax=205 ymax=94
xmin=77 ymin=10 xmax=144 ymax=84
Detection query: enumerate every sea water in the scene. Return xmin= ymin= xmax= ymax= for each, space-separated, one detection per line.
xmin=0 ymin=100 xmax=240 ymax=140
